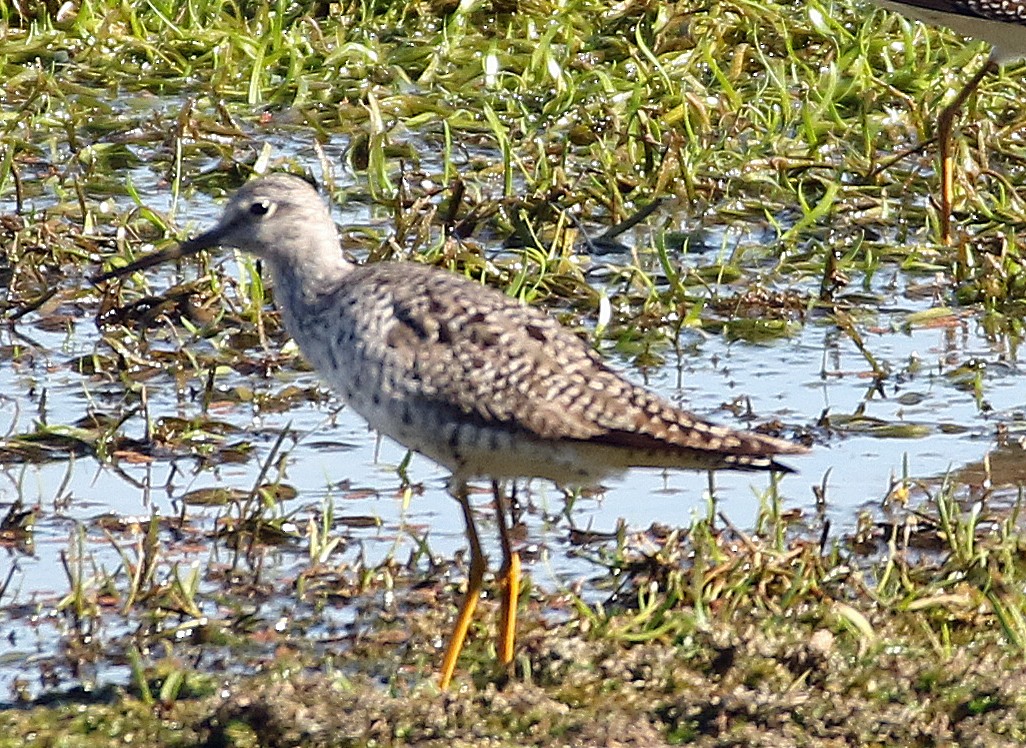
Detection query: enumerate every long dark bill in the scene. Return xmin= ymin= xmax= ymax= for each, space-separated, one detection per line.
xmin=90 ymin=221 xmax=233 ymax=285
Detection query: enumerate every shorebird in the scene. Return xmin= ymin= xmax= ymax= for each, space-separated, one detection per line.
xmin=870 ymin=0 xmax=1026 ymax=242
xmin=93 ymin=174 xmax=807 ymax=689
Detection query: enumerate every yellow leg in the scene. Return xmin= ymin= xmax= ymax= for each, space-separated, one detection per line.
xmin=493 ymin=480 xmax=520 ymax=666
xmin=937 ymin=57 xmax=996 ymax=247
xmin=439 ymin=482 xmax=486 ymax=691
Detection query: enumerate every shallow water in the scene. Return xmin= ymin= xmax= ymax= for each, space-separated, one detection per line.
xmin=4 ymin=219 xmax=1023 ymax=699
xmin=2 ymin=146 xmax=1025 ymax=698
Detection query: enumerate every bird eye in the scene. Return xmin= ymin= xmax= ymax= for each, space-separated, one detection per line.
xmin=249 ymin=199 xmax=272 ymax=216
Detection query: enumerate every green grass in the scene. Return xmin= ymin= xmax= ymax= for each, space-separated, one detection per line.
xmin=3 ymin=0 xmax=1024 ymax=328
xmin=6 ymin=487 xmax=1026 ymax=744
xmin=2 ymin=0 xmax=1026 ymax=743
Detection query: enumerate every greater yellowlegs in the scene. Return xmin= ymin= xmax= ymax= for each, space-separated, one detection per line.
xmin=94 ymin=174 xmax=808 ymax=689
xmin=871 ymin=0 xmax=1026 ymax=242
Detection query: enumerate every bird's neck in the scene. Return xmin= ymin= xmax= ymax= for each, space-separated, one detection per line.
xmin=265 ymin=251 xmax=355 ymax=336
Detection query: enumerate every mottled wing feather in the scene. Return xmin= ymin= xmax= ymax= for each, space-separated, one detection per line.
xmin=384 ymin=269 xmax=608 ymax=441
xmin=359 ymin=264 xmax=799 ymax=461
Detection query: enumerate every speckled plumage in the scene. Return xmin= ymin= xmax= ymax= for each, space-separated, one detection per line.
xmin=147 ymin=174 xmax=805 ymax=485
xmin=279 ymin=259 xmax=806 ymax=485
xmin=95 ymin=173 xmax=807 ymax=689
